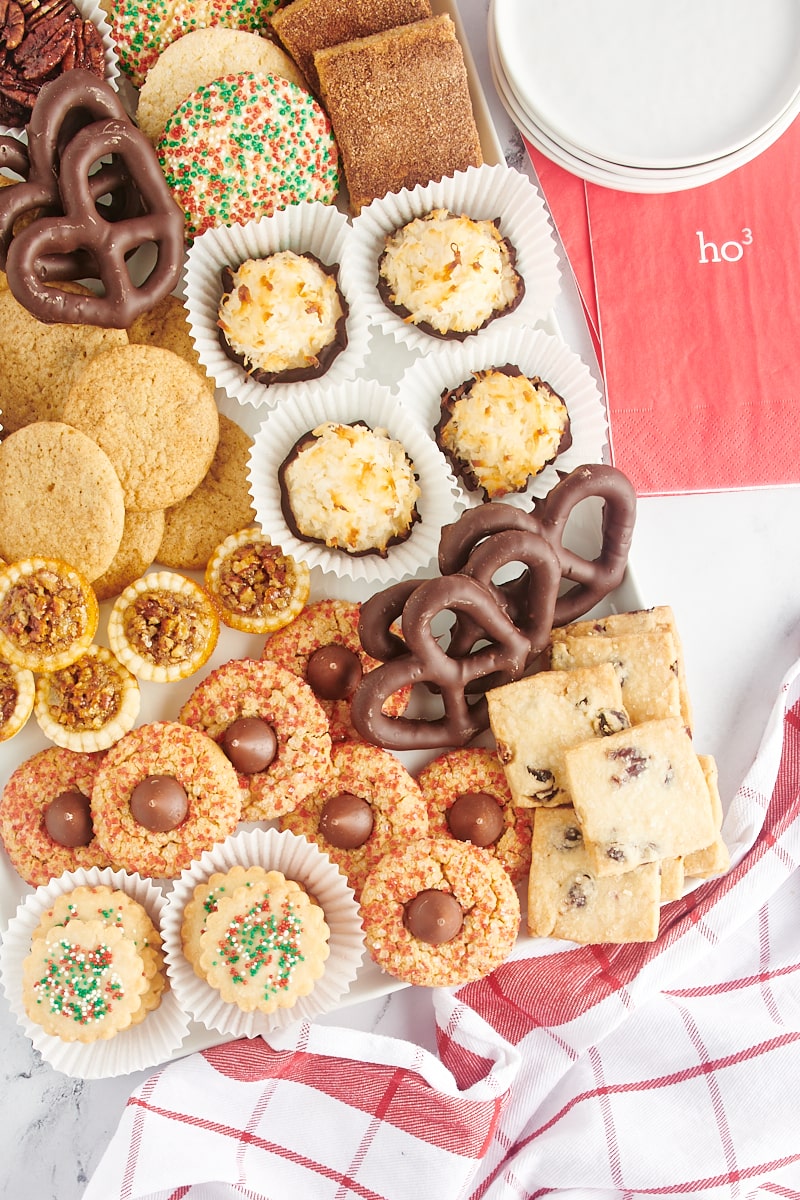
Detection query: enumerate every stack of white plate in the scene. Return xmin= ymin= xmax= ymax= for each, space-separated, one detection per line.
xmin=489 ymin=0 xmax=800 ymax=193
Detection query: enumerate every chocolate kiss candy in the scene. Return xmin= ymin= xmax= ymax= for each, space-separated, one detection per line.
xmin=446 ymin=791 xmax=505 ymax=848
xmin=130 ymin=774 xmax=188 ymax=832
xmin=404 ymin=888 xmax=463 ymax=945
xmin=318 ymin=791 xmax=374 ymax=849
xmin=43 ymin=789 xmax=93 ymax=847
xmin=222 ymin=717 xmax=277 ymax=774
xmin=306 ymin=643 xmax=363 ymax=700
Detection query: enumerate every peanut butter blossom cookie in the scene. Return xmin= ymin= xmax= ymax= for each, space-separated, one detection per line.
xmin=359 ymin=837 xmax=520 ymax=987
xmin=0 ymin=746 xmax=111 ymax=886
xmin=157 ymin=71 xmax=340 ymax=241
xmin=280 ymin=741 xmax=429 ymax=897
xmin=110 ymin=0 xmax=288 ymax=87
xmin=90 ymin=721 xmax=242 ymax=878
xmin=416 ymin=747 xmax=532 ymax=884
xmin=179 ymin=657 xmax=334 ymax=821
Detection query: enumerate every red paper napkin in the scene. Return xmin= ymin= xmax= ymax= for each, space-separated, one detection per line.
xmin=83 ymin=650 xmax=800 ymax=1200
xmin=527 ymin=120 xmax=800 ymax=496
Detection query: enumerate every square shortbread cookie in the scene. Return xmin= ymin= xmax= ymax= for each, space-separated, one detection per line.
xmin=550 ymin=629 xmax=682 ymax=726
xmin=527 ymin=805 xmax=661 ymax=943
xmin=684 ymin=754 xmax=730 ymax=879
xmin=564 ymin=717 xmax=718 ymax=877
xmin=552 ymin=605 xmax=692 ymax=730
xmin=486 ymin=663 xmax=629 ymax=808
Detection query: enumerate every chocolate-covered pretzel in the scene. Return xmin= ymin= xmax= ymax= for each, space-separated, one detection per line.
xmin=439 ymin=463 xmax=636 ymax=626
xmin=0 ymin=71 xmax=184 ymax=327
xmin=351 ymin=575 xmax=532 ymax=750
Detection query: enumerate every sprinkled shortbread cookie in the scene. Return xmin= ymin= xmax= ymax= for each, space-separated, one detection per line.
xmin=0 ymin=746 xmax=111 ymax=886
xmin=486 ymin=664 xmax=630 ymax=808
xmin=261 ymin=599 xmax=410 ymax=742
xmin=181 ymin=864 xmax=269 ymax=978
xmin=157 ymin=414 xmax=256 ymax=572
xmin=197 ymin=871 xmax=330 ymax=1013
xmin=280 ymin=741 xmax=428 ymax=896
xmin=33 ymin=885 xmax=167 ymax=1021
xmin=550 ymin=630 xmax=683 ymax=726
xmin=563 ymin=717 xmax=718 ymax=877
xmin=527 ymin=806 xmax=661 ymax=944
xmin=416 ymin=747 xmax=531 ymax=884
xmin=22 ymin=918 xmax=149 ymax=1042
xmin=179 ymin=658 xmax=334 ymax=821
xmin=90 ymin=721 xmax=242 ymax=878
xmin=110 ymin=0 xmax=287 ymax=87
xmin=359 ymin=837 xmax=520 ymax=987
xmin=157 ymin=71 xmax=340 ymax=241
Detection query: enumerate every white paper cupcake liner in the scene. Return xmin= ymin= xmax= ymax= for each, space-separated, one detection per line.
xmin=247 ymin=377 xmax=465 ymax=585
xmin=349 ymin=163 xmax=561 ymax=353
xmin=396 ymin=323 xmax=608 ymax=507
xmin=0 ymin=0 xmax=120 ymax=140
xmin=161 ymin=827 xmax=365 ymax=1038
xmin=0 ymin=866 xmax=190 ymax=1079
xmin=183 ymin=203 xmax=371 ymax=410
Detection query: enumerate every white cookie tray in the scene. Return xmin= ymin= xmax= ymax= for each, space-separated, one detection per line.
xmin=0 ymin=0 xmax=643 ymax=1073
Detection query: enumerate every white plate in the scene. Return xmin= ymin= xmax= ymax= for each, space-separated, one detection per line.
xmin=492 ymin=0 xmax=800 ymax=170
xmin=489 ymin=10 xmax=800 ymax=194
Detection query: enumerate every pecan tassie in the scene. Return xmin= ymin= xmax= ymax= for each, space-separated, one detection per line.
xmin=0 ymin=0 xmax=105 ymax=126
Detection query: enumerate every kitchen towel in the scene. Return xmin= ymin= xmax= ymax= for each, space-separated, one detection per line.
xmin=82 ymin=646 xmax=800 ymax=1200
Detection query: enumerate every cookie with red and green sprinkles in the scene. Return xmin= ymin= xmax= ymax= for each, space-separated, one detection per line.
xmin=157 ymin=71 xmax=340 ymax=241
xmin=197 ymin=870 xmax=330 ymax=1014
xmin=110 ymin=0 xmax=287 ymax=88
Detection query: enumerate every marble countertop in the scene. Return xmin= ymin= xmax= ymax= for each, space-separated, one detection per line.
xmin=2 ymin=2 xmax=799 ymax=1196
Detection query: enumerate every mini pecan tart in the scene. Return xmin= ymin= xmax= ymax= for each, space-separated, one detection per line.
xmin=33 ymin=644 xmax=141 ymax=752
xmin=205 ymin=526 xmax=311 ymax=635
xmin=108 ymin=571 xmax=219 ymax=683
xmin=0 ymin=659 xmax=35 ymax=742
xmin=0 ymin=558 xmax=99 ymax=673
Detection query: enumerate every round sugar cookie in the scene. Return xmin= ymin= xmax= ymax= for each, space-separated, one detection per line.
xmin=136 ymin=26 xmax=305 ymax=143
xmin=0 ymin=422 xmax=125 ymax=582
xmin=157 ymin=71 xmax=340 ymax=241
xmin=126 ymin=293 xmax=207 ymax=377
xmin=92 ymin=508 xmax=166 ymax=602
xmin=0 ymin=286 xmax=128 ymax=435
xmin=62 ymin=344 xmax=220 ymax=513
xmin=157 ymin=414 xmax=256 ymax=571
xmin=111 ymin=0 xmax=287 ymax=87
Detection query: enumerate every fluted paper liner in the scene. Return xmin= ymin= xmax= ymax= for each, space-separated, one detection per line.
xmin=0 ymin=0 xmax=120 ymax=140
xmin=247 ymin=377 xmax=465 ymax=585
xmin=0 ymin=866 xmax=190 ymax=1079
xmin=162 ymin=827 xmax=365 ymax=1038
xmin=396 ymin=323 xmax=608 ymax=507
xmin=183 ymin=203 xmax=371 ymax=410
xmin=349 ymin=163 xmax=562 ymax=353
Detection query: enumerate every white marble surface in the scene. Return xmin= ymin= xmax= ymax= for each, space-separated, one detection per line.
xmin=2 ymin=2 xmax=800 ymax=1196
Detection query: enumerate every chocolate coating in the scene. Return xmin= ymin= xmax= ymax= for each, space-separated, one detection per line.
xmin=447 ymin=791 xmax=505 ymax=847
xmin=222 ymin=717 xmax=277 ymax=774
xmin=318 ymin=791 xmax=374 ymax=849
xmin=404 ymin=888 xmax=463 ymax=945
xmin=306 ymin=643 xmax=363 ymax=701
xmin=130 ymin=774 xmax=188 ymax=832
xmin=43 ymin=789 xmax=93 ymax=848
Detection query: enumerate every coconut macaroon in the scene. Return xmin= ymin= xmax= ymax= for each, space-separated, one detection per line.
xmin=377 ymin=208 xmax=524 ymax=339
xmin=217 ymin=252 xmax=348 ymax=386
xmin=279 ymin=421 xmax=421 ymax=556
xmin=435 ymin=366 xmax=572 ymax=499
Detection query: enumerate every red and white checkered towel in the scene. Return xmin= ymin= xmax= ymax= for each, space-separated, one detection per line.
xmin=83 ymin=653 xmax=800 ymax=1200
